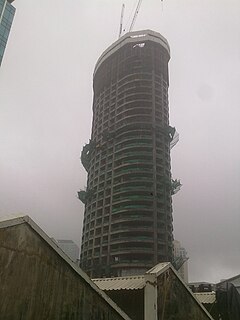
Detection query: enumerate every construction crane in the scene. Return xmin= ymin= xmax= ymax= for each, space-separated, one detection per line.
xmin=129 ymin=0 xmax=143 ymax=32
xmin=119 ymin=0 xmax=164 ymax=38
xmin=118 ymin=4 xmax=125 ymax=38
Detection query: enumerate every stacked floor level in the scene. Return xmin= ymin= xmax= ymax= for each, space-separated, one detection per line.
xmin=80 ymin=30 xmax=174 ymax=277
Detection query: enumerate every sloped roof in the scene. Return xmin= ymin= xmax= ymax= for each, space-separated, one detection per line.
xmin=0 ymin=215 xmax=131 ymax=320
xmin=146 ymin=262 xmax=172 ymax=276
xmin=93 ymin=275 xmax=145 ymax=291
xmin=218 ymin=274 xmax=240 ymax=284
xmin=93 ymin=263 xmax=171 ymax=291
xmin=93 ymin=261 xmax=213 ymax=320
xmin=194 ymin=292 xmax=216 ymax=304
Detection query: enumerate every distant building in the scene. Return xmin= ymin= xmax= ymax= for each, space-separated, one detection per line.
xmin=218 ymin=274 xmax=240 ymax=295
xmin=0 ymin=0 xmax=16 ymax=66
xmin=216 ymin=274 xmax=240 ymax=320
xmin=188 ymin=281 xmax=215 ymax=293
xmin=56 ymin=239 xmax=79 ymax=262
xmin=173 ymin=240 xmax=189 ymax=282
xmin=79 ymin=29 xmax=181 ymax=278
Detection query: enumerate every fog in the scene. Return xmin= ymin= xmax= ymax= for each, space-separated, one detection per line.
xmin=0 ymin=0 xmax=239 ymax=282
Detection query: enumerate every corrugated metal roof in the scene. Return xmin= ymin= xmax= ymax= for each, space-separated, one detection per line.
xmin=93 ymin=275 xmax=145 ymax=291
xmin=194 ymin=292 xmax=216 ymax=304
xmin=146 ymin=262 xmax=171 ymax=276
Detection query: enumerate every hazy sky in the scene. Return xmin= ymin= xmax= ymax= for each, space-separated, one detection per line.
xmin=0 ymin=0 xmax=239 ymax=283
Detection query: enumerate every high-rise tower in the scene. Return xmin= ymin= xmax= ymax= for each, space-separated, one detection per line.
xmin=79 ymin=30 xmax=180 ymax=278
xmin=0 ymin=0 xmax=15 ymax=66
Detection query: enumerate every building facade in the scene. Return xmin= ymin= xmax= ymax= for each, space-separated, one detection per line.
xmin=173 ymin=239 xmax=189 ymax=283
xmin=56 ymin=239 xmax=80 ymax=262
xmin=0 ymin=0 xmax=15 ymax=66
xmin=79 ymin=30 xmax=180 ymax=277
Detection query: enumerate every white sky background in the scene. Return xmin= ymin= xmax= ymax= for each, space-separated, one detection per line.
xmin=0 ymin=0 xmax=240 ymax=283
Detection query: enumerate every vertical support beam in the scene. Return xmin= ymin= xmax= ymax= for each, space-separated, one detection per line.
xmin=144 ymin=274 xmax=158 ymax=320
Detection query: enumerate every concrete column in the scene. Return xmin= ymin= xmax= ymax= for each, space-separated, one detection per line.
xmin=144 ymin=273 xmax=158 ymax=320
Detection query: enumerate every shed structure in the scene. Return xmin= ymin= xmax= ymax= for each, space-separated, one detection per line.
xmin=0 ymin=215 xmax=131 ymax=320
xmin=93 ymin=262 xmax=214 ymax=320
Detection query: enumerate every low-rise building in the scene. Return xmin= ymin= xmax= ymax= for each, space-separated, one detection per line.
xmin=94 ymin=262 xmax=214 ymax=320
xmin=0 ymin=215 xmax=131 ymax=320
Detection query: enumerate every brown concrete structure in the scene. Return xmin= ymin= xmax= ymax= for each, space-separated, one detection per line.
xmin=0 ymin=215 xmax=131 ymax=320
xmin=79 ymin=30 xmax=179 ymax=278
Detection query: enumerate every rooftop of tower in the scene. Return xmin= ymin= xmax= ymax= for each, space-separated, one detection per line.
xmin=94 ymin=29 xmax=170 ymax=76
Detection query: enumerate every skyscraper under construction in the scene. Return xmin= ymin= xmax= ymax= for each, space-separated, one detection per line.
xmin=79 ymin=30 xmax=180 ymax=277
xmin=0 ymin=0 xmax=15 ymax=66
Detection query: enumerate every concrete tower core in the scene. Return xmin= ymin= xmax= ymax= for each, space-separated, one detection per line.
xmin=79 ymin=30 xmax=179 ymax=278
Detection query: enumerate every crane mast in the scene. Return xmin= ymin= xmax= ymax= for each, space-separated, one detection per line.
xmin=129 ymin=0 xmax=143 ymax=32
xmin=118 ymin=4 xmax=125 ymax=38
xmin=118 ymin=0 xmax=163 ymax=37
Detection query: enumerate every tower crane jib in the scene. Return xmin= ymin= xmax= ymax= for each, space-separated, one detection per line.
xmin=129 ymin=0 xmax=143 ymax=32
xmin=118 ymin=4 xmax=125 ymax=38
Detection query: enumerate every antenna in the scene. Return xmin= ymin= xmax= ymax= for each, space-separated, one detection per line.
xmin=129 ymin=0 xmax=143 ymax=32
xmin=118 ymin=4 xmax=125 ymax=38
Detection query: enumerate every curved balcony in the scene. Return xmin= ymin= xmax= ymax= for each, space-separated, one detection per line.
xmin=110 ymin=246 xmax=154 ymax=255
xmin=115 ymin=121 xmax=153 ymax=134
xmin=114 ymin=151 xmax=152 ymax=161
xmin=113 ymin=183 xmax=153 ymax=193
xmin=114 ymin=164 xmax=153 ymax=176
xmin=115 ymin=99 xmax=152 ymax=114
xmin=116 ymin=106 xmax=152 ymax=120
xmin=118 ymin=85 xmax=152 ymax=97
xmin=113 ymin=189 xmax=154 ymax=200
xmin=116 ymin=132 xmax=152 ymax=143
xmin=112 ymin=201 xmax=153 ymax=213
xmin=117 ymin=87 xmax=152 ymax=101
xmin=115 ymin=114 xmax=152 ymax=127
xmin=114 ymin=159 xmax=153 ymax=170
xmin=113 ymin=180 xmax=153 ymax=191
xmin=115 ymin=147 xmax=152 ymax=158
xmin=110 ymin=236 xmax=154 ymax=244
xmin=111 ymin=214 xmax=153 ymax=224
xmin=117 ymin=72 xmax=152 ymax=89
xmin=112 ymin=195 xmax=153 ymax=206
xmin=111 ymin=225 xmax=153 ymax=234
xmin=114 ymin=165 xmax=153 ymax=174
xmin=115 ymin=136 xmax=152 ymax=147
xmin=115 ymin=118 xmax=153 ymax=130
xmin=114 ymin=144 xmax=152 ymax=156
xmin=113 ymin=176 xmax=153 ymax=188
xmin=118 ymin=83 xmax=152 ymax=96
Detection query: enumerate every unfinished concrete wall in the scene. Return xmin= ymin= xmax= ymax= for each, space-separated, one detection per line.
xmin=0 ymin=222 xmax=130 ymax=320
xmin=157 ymin=270 xmax=211 ymax=320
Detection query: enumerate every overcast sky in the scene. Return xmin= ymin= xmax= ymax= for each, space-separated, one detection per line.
xmin=0 ymin=0 xmax=239 ymax=283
